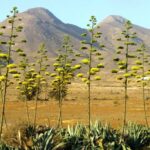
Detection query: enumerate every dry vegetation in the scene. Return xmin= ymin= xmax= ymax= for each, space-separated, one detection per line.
xmin=1 ymin=82 xmax=150 ymax=128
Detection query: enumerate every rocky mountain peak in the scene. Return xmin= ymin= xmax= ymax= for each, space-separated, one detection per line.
xmin=25 ymin=7 xmax=62 ymax=25
xmin=102 ymin=15 xmax=127 ymax=24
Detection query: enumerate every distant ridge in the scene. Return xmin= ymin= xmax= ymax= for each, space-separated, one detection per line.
xmin=1 ymin=7 xmax=150 ymax=71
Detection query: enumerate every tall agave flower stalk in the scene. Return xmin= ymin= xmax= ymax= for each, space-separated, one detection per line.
xmin=0 ymin=53 xmax=8 ymax=130
xmin=50 ymin=36 xmax=75 ymax=127
xmin=33 ymin=43 xmax=49 ymax=128
xmin=16 ymin=51 xmax=30 ymax=125
xmin=0 ymin=7 xmax=26 ymax=139
xmin=112 ymin=20 xmax=137 ymax=135
xmin=78 ymin=16 xmax=104 ymax=140
xmin=135 ymin=44 xmax=149 ymax=128
xmin=0 ymin=53 xmax=6 ymax=101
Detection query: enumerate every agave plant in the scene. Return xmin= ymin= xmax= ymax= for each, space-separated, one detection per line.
xmin=0 ymin=143 xmax=19 ymax=150
xmin=90 ymin=121 xmax=118 ymax=142
xmin=62 ymin=124 xmax=88 ymax=149
xmin=90 ymin=121 xmax=130 ymax=150
xmin=1 ymin=122 xmax=149 ymax=149
xmin=33 ymin=128 xmax=56 ymax=150
xmin=124 ymin=122 xmax=150 ymax=149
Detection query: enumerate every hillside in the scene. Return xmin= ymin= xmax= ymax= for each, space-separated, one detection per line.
xmin=1 ymin=8 xmax=150 ymax=72
xmin=99 ymin=15 xmax=150 ymax=51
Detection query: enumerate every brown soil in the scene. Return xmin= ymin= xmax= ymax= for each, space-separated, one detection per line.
xmin=0 ymin=83 xmax=150 ymax=129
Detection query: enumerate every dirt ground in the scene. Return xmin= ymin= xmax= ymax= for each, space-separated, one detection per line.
xmin=0 ymin=83 xmax=150 ymax=129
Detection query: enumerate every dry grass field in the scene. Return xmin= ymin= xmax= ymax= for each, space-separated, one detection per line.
xmin=0 ymin=82 xmax=150 ymax=129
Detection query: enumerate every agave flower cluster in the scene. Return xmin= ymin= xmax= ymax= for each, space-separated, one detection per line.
xmin=50 ymin=36 xmax=75 ymax=100
xmin=112 ymin=20 xmax=137 ymax=80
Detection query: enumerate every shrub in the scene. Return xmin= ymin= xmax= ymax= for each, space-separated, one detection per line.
xmin=2 ymin=122 xmax=35 ymax=149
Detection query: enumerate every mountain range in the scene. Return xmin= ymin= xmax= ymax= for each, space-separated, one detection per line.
xmin=1 ymin=7 xmax=150 ymax=72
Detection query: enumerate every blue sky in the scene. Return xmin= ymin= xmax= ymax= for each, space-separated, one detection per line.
xmin=0 ymin=0 xmax=149 ymax=28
